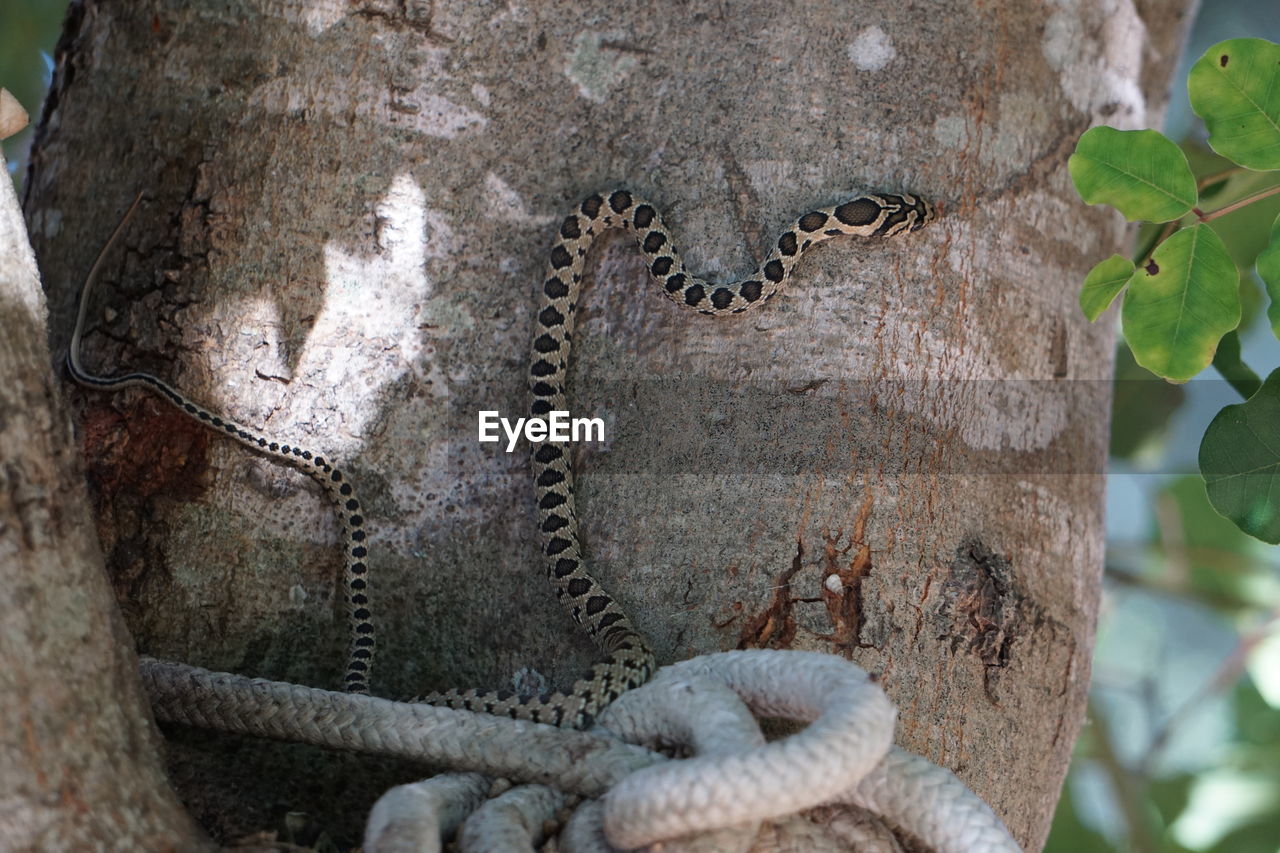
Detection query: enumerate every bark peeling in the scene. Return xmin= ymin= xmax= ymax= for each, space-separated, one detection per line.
xmin=938 ymin=538 xmax=1025 ymax=704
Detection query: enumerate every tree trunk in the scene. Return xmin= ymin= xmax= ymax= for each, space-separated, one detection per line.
xmin=20 ymin=0 xmax=1192 ymax=849
xmin=0 ymin=154 xmax=210 ymax=849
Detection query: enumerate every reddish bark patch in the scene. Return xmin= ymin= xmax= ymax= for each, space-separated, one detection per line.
xmin=819 ymin=493 xmax=875 ymax=649
xmin=78 ymin=398 xmax=211 ymax=504
xmin=737 ymin=537 xmax=803 ymax=650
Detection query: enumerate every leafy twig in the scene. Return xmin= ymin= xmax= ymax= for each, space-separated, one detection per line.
xmin=1198 ymin=182 xmax=1280 ymax=222
xmin=1135 ymin=178 xmax=1280 ymax=265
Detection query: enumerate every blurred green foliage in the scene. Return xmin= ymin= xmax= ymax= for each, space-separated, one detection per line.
xmin=1056 ymin=26 xmax=1280 ymax=844
xmin=1201 ymin=371 xmax=1280 ymax=544
xmin=1051 ymin=460 xmax=1280 ymax=853
xmin=0 ymin=0 xmax=67 ymax=185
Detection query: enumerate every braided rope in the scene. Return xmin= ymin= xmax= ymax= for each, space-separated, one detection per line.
xmin=363 ymin=773 xmax=489 ymax=853
xmin=593 ymin=671 xmax=767 ymax=852
xmin=141 ymin=650 xmax=1020 ymax=851
xmin=840 ymin=748 xmax=1022 ymax=853
xmin=456 ymin=784 xmax=566 ymax=852
xmin=560 ymin=799 xmax=612 ymax=853
xmin=138 ymin=655 xmax=654 ymax=794
xmin=599 ymin=651 xmax=897 ymax=848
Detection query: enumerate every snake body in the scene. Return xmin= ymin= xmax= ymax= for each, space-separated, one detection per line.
xmin=70 ymin=188 xmax=935 ymax=728
xmin=430 ymin=189 xmax=936 ymax=727
xmin=67 ymin=198 xmax=376 ymax=696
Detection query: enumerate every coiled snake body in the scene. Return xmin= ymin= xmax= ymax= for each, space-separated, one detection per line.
xmin=69 ymin=188 xmax=935 ymax=727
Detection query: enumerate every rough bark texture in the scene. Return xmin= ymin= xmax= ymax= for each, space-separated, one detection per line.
xmin=21 ymin=0 xmax=1192 ymax=849
xmin=0 ymin=154 xmax=210 ymax=850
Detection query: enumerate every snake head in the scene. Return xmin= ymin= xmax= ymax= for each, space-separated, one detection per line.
xmin=915 ymin=197 xmax=940 ymax=229
xmin=877 ymin=193 xmax=938 ymax=237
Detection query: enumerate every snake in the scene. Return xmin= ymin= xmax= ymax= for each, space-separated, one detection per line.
xmin=427 ymin=188 xmax=935 ymax=726
xmin=68 ymin=187 xmax=936 ymax=727
xmin=68 ymin=196 xmax=376 ymax=695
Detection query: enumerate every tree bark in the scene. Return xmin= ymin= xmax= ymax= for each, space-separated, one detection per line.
xmin=0 ymin=153 xmax=210 ymax=849
xmin=20 ymin=0 xmax=1193 ymax=849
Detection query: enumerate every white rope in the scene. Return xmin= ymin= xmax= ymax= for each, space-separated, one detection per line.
xmin=139 ymin=655 xmax=655 ymax=794
xmin=837 ymin=747 xmax=1023 ymax=853
xmin=599 ymin=651 xmax=896 ymax=849
xmin=591 ymin=670 xmax=767 ymax=852
xmin=363 ymin=772 xmax=489 ymax=853
xmin=457 ymin=784 xmax=565 ymax=852
xmin=559 ymin=798 xmax=611 ymax=853
xmin=595 ymin=669 xmax=765 ymax=755
xmin=139 ymin=650 xmax=1023 ymax=852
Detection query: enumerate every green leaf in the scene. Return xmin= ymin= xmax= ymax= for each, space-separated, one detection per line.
xmin=1080 ymin=254 xmax=1135 ymax=321
xmin=1181 ymin=141 xmax=1280 ymax=333
xmin=1212 ymin=330 xmax=1263 ymax=399
xmin=1122 ymin=224 xmax=1240 ymax=381
xmin=1189 ymin=39 xmax=1280 ymax=171
xmin=1200 ymin=368 xmax=1280 ymax=543
xmin=1068 ymin=127 xmax=1198 ymax=222
xmin=1257 ymin=212 xmax=1280 ymax=340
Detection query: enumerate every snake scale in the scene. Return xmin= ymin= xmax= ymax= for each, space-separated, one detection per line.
xmin=69 ymin=187 xmax=936 ymax=728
